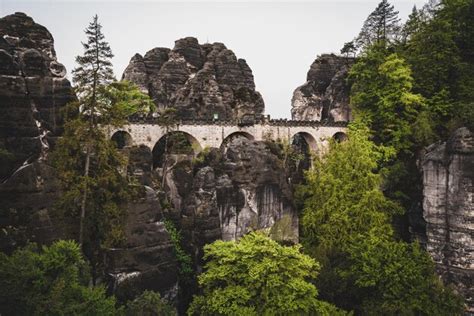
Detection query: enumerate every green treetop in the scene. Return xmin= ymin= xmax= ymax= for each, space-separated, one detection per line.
xmin=356 ymin=0 xmax=401 ymax=50
xmin=188 ymin=232 xmax=346 ymax=316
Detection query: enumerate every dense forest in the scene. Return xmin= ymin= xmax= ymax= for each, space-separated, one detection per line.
xmin=0 ymin=0 xmax=473 ymax=315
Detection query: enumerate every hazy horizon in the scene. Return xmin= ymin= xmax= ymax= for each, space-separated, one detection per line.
xmin=1 ymin=0 xmax=426 ymax=118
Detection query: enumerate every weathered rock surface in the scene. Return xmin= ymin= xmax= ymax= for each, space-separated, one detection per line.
xmin=163 ymin=137 xmax=298 ymax=267
xmin=0 ymin=12 xmax=75 ymax=181
xmin=422 ymin=127 xmax=474 ymax=312
xmin=122 ymin=37 xmax=264 ymax=120
xmin=0 ymin=12 xmax=75 ymax=250
xmin=106 ymin=185 xmax=178 ymax=303
xmin=0 ymin=13 xmax=179 ymax=303
xmin=292 ymin=54 xmax=353 ymax=122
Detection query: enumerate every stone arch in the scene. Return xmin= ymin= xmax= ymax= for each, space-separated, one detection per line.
xmin=333 ymin=131 xmax=348 ymax=142
xmin=221 ymin=131 xmax=255 ymax=149
xmin=152 ymin=131 xmax=202 ymax=169
xmin=290 ymin=131 xmax=318 ymax=152
xmin=111 ymin=130 xmax=133 ymax=149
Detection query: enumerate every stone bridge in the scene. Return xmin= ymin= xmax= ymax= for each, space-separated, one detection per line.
xmin=108 ymin=116 xmax=348 ymax=155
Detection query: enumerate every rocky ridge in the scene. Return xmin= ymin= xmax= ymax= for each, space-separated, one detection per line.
xmin=122 ymin=37 xmax=264 ymax=120
xmin=292 ymin=54 xmax=353 ymax=122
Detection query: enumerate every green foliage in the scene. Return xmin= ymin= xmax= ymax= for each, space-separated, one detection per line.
xmin=163 ymin=219 xmax=193 ymax=283
xmin=188 ymin=232 xmax=346 ymax=316
xmin=299 ymin=123 xmax=399 ymax=253
xmin=347 ymin=236 xmax=464 ymax=315
xmin=0 ymin=240 xmax=120 ymax=315
xmin=298 ymin=123 xmax=464 ymax=314
xmin=52 ymin=106 xmax=131 ymax=248
xmin=126 ymin=290 xmax=176 ymax=316
xmin=349 ymin=49 xmax=430 ymax=153
xmin=98 ymin=81 xmax=155 ymax=125
xmin=356 ymin=0 xmax=401 ymax=50
xmin=52 ymin=15 xmax=154 ymax=281
xmin=340 ymin=41 xmax=356 ymax=57
xmin=401 ymin=0 xmax=474 ymax=135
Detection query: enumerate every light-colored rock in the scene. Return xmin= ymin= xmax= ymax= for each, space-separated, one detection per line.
xmin=422 ymin=127 xmax=474 ymax=312
xmin=291 ymin=54 xmax=353 ymax=122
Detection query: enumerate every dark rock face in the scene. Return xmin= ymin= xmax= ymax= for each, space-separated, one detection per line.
xmin=0 ymin=13 xmax=179 ymax=302
xmin=163 ymin=138 xmax=298 ymax=267
xmin=292 ymin=54 xmax=353 ymax=122
xmin=0 ymin=12 xmax=75 ymax=181
xmin=0 ymin=12 xmax=75 ymax=250
xmin=107 ymin=186 xmax=178 ymax=303
xmin=422 ymin=127 xmax=474 ymax=312
xmin=122 ymin=37 xmax=264 ymax=120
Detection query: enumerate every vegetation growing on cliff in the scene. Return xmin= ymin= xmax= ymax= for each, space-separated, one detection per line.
xmin=52 ymin=15 xmax=153 ymax=282
xmin=188 ymin=232 xmax=346 ymax=316
xmin=298 ymin=123 xmax=463 ymax=314
xmin=0 ymin=240 xmax=119 ymax=315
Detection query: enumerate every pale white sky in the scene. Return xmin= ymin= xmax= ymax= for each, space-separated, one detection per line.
xmin=1 ymin=0 xmax=426 ymax=118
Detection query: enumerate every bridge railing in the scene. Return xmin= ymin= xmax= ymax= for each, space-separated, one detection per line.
xmin=127 ymin=114 xmax=349 ymax=128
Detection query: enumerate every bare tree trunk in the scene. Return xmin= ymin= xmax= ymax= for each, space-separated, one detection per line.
xmin=161 ymin=130 xmax=169 ymax=191
xmin=79 ymin=145 xmax=91 ymax=246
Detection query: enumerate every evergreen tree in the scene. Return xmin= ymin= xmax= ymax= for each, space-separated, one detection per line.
xmin=400 ymin=6 xmax=422 ymax=44
xmin=71 ymin=14 xmax=115 ymax=247
xmin=340 ymin=41 xmax=357 ymax=58
xmin=356 ymin=0 xmax=401 ymax=50
xmin=53 ymin=16 xmax=153 ymax=281
xmin=298 ymin=123 xmax=463 ymax=314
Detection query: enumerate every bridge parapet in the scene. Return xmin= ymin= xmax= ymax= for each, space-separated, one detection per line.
xmin=127 ymin=114 xmax=348 ymax=128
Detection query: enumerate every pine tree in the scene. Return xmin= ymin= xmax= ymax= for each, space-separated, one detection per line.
xmin=356 ymin=0 xmax=401 ymax=50
xmin=53 ymin=16 xmax=153 ymax=281
xmin=401 ymin=6 xmax=422 ymax=44
xmin=71 ymin=15 xmax=115 ymax=247
xmin=340 ymin=41 xmax=357 ymax=58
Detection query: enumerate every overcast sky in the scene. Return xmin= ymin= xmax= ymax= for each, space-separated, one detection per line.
xmin=2 ymin=0 xmax=426 ymax=118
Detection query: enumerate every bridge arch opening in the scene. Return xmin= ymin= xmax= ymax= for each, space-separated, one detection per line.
xmin=220 ymin=131 xmax=255 ymax=149
xmin=333 ymin=132 xmax=348 ymax=142
xmin=111 ymin=131 xmax=133 ymax=149
xmin=289 ymin=132 xmax=318 ymax=182
xmin=152 ymin=131 xmax=202 ymax=169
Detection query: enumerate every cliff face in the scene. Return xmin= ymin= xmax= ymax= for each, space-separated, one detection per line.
xmin=0 ymin=13 xmax=179 ymax=302
xmin=422 ymin=127 xmax=474 ymax=312
xmin=0 ymin=12 xmax=75 ymax=181
xmin=292 ymin=54 xmax=353 ymax=122
xmin=123 ymin=37 xmax=264 ymax=120
xmin=0 ymin=12 xmax=75 ymax=250
xmin=162 ymin=137 xmax=298 ymax=268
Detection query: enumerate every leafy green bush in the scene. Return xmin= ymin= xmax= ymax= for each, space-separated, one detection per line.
xmin=0 ymin=240 xmax=120 ymax=315
xmin=188 ymin=232 xmax=347 ymax=316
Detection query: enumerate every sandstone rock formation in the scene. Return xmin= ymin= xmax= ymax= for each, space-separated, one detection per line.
xmin=162 ymin=137 xmax=298 ymax=268
xmin=122 ymin=37 xmax=264 ymax=120
xmin=0 ymin=13 xmax=179 ymax=302
xmin=0 ymin=12 xmax=75 ymax=181
xmin=0 ymin=12 xmax=75 ymax=250
xmin=292 ymin=54 xmax=353 ymax=122
xmin=422 ymin=127 xmax=474 ymax=312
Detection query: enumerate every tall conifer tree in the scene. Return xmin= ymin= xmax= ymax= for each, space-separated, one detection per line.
xmin=53 ymin=15 xmax=153 ymax=281
xmin=356 ymin=0 xmax=401 ymax=50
